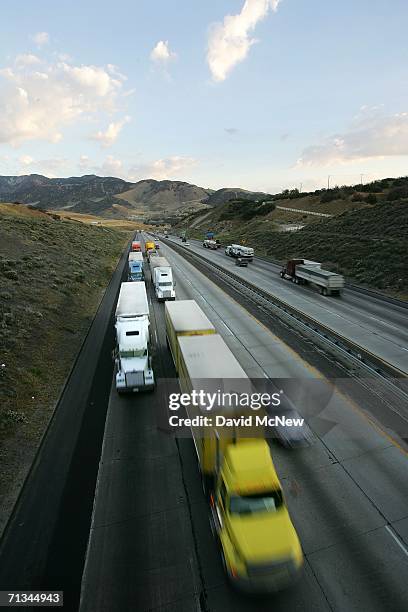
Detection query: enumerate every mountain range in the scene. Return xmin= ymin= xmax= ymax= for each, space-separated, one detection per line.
xmin=0 ymin=174 xmax=268 ymax=221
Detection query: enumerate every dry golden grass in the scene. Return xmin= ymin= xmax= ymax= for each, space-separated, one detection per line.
xmin=0 ymin=203 xmax=52 ymax=219
xmin=50 ymin=209 xmax=153 ymax=231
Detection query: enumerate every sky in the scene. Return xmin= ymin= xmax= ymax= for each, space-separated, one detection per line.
xmin=0 ymin=0 xmax=408 ymax=193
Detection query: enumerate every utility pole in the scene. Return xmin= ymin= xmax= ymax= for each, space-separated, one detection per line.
xmin=360 ymin=173 xmax=364 ymax=185
xmin=299 ymin=182 xmax=303 ymax=192
xmin=327 ymin=175 xmax=331 ymax=190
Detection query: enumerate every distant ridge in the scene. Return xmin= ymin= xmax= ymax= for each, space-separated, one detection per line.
xmin=0 ymin=174 xmax=268 ymax=220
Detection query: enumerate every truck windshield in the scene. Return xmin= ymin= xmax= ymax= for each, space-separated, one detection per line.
xmin=229 ymin=490 xmax=283 ymax=515
xmin=159 ymin=282 xmax=172 ymax=287
xmin=119 ymin=348 xmax=147 ymax=358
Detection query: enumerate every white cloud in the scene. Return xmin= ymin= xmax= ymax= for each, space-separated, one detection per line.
xmin=100 ymin=155 xmax=123 ymax=176
xmin=77 ymin=154 xmax=124 ymax=177
xmin=90 ymin=115 xmax=131 ymax=148
xmin=19 ymin=154 xmax=34 ymax=165
xmin=129 ymin=156 xmax=196 ymax=181
xmin=0 ymin=55 xmax=128 ymax=145
xmin=79 ymin=155 xmax=91 ymax=171
xmin=60 ymin=63 xmax=122 ymax=98
xmin=15 ymin=54 xmax=41 ymax=66
xmin=207 ymin=0 xmax=281 ymax=82
xmin=31 ymin=32 xmax=49 ymax=46
xmin=298 ymin=110 xmax=408 ymax=166
xmin=14 ymin=156 xmax=70 ymax=177
xmin=150 ymin=40 xmax=176 ymax=64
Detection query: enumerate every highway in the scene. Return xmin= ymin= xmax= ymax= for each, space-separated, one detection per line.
xmin=166 ymin=237 xmax=408 ymax=376
xmin=80 ymin=236 xmax=408 ymax=612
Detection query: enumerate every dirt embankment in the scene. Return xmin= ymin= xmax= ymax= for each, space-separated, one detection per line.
xmin=0 ymin=204 xmax=131 ymax=534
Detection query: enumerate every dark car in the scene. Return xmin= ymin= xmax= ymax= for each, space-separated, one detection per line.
xmin=235 ymin=257 xmax=248 ymax=267
xmin=270 ymin=407 xmax=313 ymax=447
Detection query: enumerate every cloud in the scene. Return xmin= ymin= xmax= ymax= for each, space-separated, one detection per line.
xmin=15 ymin=54 xmax=41 ymax=66
xmin=150 ymin=40 xmax=176 ymax=64
xmin=0 ymin=55 xmax=128 ymax=145
xmin=77 ymin=154 xmax=124 ymax=177
xmin=79 ymin=155 xmax=91 ymax=171
xmin=129 ymin=156 xmax=197 ymax=181
xmin=15 ymin=155 xmax=70 ymax=177
xmin=298 ymin=110 xmax=408 ymax=166
xmin=100 ymin=155 xmax=123 ymax=176
xmin=31 ymin=32 xmax=49 ymax=46
xmin=19 ymin=154 xmax=34 ymax=166
xmin=90 ymin=116 xmax=131 ymax=147
xmin=207 ymin=0 xmax=281 ymax=82
xmin=225 ymin=127 xmax=238 ymax=135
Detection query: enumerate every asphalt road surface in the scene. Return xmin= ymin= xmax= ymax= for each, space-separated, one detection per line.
xmin=80 ymin=237 xmax=408 ymax=612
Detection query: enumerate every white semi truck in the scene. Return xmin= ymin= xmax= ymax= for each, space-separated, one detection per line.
xmin=280 ymin=259 xmax=345 ymax=296
xmin=149 ymin=256 xmax=176 ymax=301
xmin=225 ymin=244 xmax=254 ymax=261
xmin=114 ymin=282 xmax=154 ymax=392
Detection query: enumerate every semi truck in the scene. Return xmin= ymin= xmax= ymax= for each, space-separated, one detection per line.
xmin=144 ymin=241 xmax=155 ymax=255
xmin=114 ymin=282 xmax=154 ymax=392
xmin=165 ymin=299 xmax=216 ymax=371
xmin=165 ymin=303 xmax=303 ymax=591
xmin=149 ymin=256 xmax=176 ymax=301
xmin=203 ymin=239 xmax=217 ymax=250
xmin=225 ymin=244 xmax=254 ymax=261
xmin=280 ymin=259 xmax=345 ymax=296
xmin=128 ymin=252 xmax=144 ymax=282
xmin=131 ymin=240 xmax=142 ymax=252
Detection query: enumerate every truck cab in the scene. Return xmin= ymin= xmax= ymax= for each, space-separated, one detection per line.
xmin=154 ymin=269 xmax=175 ymax=301
xmin=145 ymin=241 xmax=155 ymax=255
xmin=115 ymin=317 xmax=154 ymax=392
xmin=210 ymin=440 xmax=303 ymax=592
xmin=128 ymin=261 xmax=144 ymax=282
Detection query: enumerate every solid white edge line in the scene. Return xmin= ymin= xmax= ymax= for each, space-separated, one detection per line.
xmin=385 ymin=525 xmax=408 ymax=558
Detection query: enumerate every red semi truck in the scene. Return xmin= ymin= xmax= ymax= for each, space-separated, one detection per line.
xmin=131 ymin=241 xmax=142 ymax=252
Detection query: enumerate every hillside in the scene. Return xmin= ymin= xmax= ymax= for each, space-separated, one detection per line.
xmin=0 ymin=174 xmax=269 ymax=222
xmin=0 ymin=202 xmax=131 ymax=533
xmin=180 ymin=176 xmax=408 ymax=298
xmin=116 ymin=179 xmax=213 ymax=218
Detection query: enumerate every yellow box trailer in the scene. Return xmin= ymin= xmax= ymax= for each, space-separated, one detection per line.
xmin=165 ymin=300 xmax=215 ymax=372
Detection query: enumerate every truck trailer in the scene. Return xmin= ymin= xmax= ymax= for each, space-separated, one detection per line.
xmin=165 ymin=312 xmax=303 ymax=591
xmin=165 ymin=299 xmax=215 ymax=371
xmin=114 ymin=282 xmax=154 ymax=392
xmin=225 ymin=244 xmax=254 ymax=261
xmin=280 ymin=259 xmax=344 ymax=296
xmin=149 ymin=256 xmax=176 ymax=301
